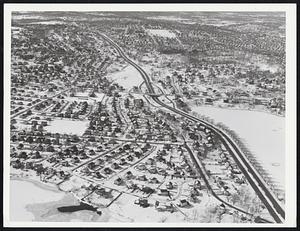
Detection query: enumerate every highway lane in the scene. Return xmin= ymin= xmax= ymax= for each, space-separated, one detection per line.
xmin=98 ymin=33 xmax=285 ymax=223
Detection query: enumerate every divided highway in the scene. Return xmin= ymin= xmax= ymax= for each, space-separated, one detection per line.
xmin=99 ymin=33 xmax=285 ymax=223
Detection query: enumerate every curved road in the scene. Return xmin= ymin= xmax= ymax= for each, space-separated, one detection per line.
xmin=99 ymin=33 xmax=285 ymax=223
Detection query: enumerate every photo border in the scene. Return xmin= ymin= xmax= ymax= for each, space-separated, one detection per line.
xmin=2 ymin=2 xmax=297 ymax=229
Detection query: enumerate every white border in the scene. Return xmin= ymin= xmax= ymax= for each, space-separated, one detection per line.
xmin=3 ymin=3 xmax=297 ymax=228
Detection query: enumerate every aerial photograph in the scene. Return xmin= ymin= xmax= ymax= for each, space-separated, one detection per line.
xmin=8 ymin=10 xmax=286 ymax=224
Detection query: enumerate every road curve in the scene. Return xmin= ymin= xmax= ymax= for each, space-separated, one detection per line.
xmin=99 ymin=33 xmax=285 ymax=223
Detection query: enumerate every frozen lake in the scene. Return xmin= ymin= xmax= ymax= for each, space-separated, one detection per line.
xmin=45 ymin=119 xmax=89 ymax=136
xmin=192 ymin=106 xmax=285 ymax=188
xmin=10 ymin=180 xmax=65 ymax=221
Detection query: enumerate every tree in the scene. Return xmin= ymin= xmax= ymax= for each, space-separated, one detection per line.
xmin=11 ymin=135 xmax=18 ymax=142
xmin=26 ymin=136 xmax=34 ymax=144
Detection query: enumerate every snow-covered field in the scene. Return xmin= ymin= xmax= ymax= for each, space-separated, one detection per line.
xmin=192 ymin=106 xmax=285 ymax=188
xmin=10 ymin=180 xmax=65 ymax=221
xmin=45 ymin=119 xmax=89 ymax=136
xmin=108 ymin=65 xmax=144 ymax=90
xmin=29 ymin=21 xmax=65 ymax=25
xmin=147 ymin=29 xmax=176 ymax=38
xmin=256 ymin=63 xmax=280 ymax=73
xmin=12 ymin=15 xmax=44 ymax=20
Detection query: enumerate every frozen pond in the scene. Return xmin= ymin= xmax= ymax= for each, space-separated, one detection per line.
xmin=45 ymin=119 xmax=89 ymax=136
xmin=10 ymin=180 xmax=65 ymax=221
xmin=192 ymin=106 xmax=285 ymax=188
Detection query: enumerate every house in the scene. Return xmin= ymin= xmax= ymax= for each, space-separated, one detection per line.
xmin=177 ymin=199 xmax=191 ymax=208
xmin=158 ymin=189 xmax=171 ymax=197
xmin=48 ymin=156 xmax=57 ymax=163
xmin=194 ymin=180 xmax=202 ymax=189
xmin=104 ymin=167 xmax=112 ymax=175
xmin=41 ymin=121 xmax=48 ymax=126
xmin=125 ymin=171 xmax=134 ymax=180
xmin=172 ymin=171 xmax=182 ymax=178
xmin=114 ymin=177 xmax=124 ymax=186
xmin=166 ymin=182 xmax=174 ymax=190
xmin=33 ymin=151 xmax=42 ymax=159
xmin=134 ymin=198 xmax=149 ymax=208
xmin=134 ymin=151 xmax=142 ymax=158
xmin=146 ymin=158 xmax=155 ymax=165
xmin=149 ymin=177 xmax=159 ymax=184
xmin=234 ymin=176 xmax=245 ymax=184
xmin=81 ymin=166 xmax=91 ymax=174
xmin=119 ymin=158 xmax=127 ymax=165
xmin=217 ymin=203 xmax=226 ymax=215
xmin=136 ymin=164 xmax=147 ymax=171
xmin=148 ymin=167 xmax=157 ymax=174
xmin=126 ymin=181 xmax=138 ymax=190
xmin=127 ymin=155 xmax=134 ymax=162
xmin=104 ymin=154 xmax=112 ymax=161
xmin=137 ymin=175 xmax=147 ymax=181
xmin=72 ymin=157 xmax=80 ymax=164
xmin=95 ymin=188 xmax=112 ymax=198
xmin=80 ymin=153 xmax=89 ymax=159
xmin=157 ymin=168 xmax=167 ymax=176
xmin=57 ymin=171 xmax=70 ymax=180
xmin=25 ymin=161 xmax=34 ymax=170
xmin=97 ymin=145 xmax=103 ymax=152
xmin=87 ymin=162 xmax=96 ymax=169
xmin=95 ymin=158 xmax=104 ymax=166
xmin=61 ymin=160 xmax=70 ymax=167
xmin=141 ymin=186 xmax=155 ymax=194
xmin=111 ymin=162 xmax=120 ymax=169
xmin=88 ymin=149 xmax=96 ymax=156
xmin=11 ymin=159 xmax=24 ymax=169
xmin=95 ymin=171 xmax=104 ymax=179
xmin=155 ymin=201 xmax=175 ymax=213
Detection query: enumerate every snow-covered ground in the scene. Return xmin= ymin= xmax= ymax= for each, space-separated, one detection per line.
xmin=107 ymin=65 xmax=144 ymax=90
xmin=192 ymin=106 xmax=285 ymax=188
xmin=146 ymin=29 xmax=176 ymax=38
xmin=10 ymin=180 xmax=65 ymax=221
xmin=45 ymin=119 xmax=89 ymax=136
